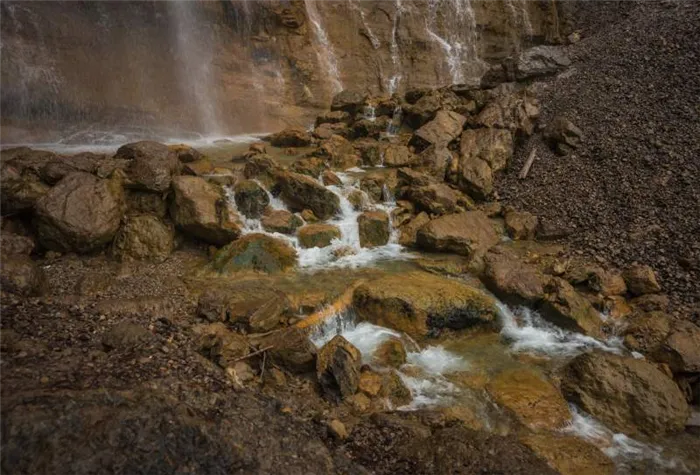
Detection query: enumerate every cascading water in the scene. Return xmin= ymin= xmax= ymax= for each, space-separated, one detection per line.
xmin=348 ymin=0 xmax=380 ymax=50
xmin=168 ymin=0 xmax=220 ymax=134
xmin=304 ymin=0 xmax=343 ymax=96
xmin=387 ymin=0 xmax=405 ymax=94
xmin=425 ymin=0 xmax=482 ymax=85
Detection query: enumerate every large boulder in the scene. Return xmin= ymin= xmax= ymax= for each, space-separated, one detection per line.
xmin=0 ymin=256 xmax=46 ymax=296
xmin=403 ymin=183 xmax=474 ymax=216
xmin=410 ymin=110 xmax=466 ymax=151
xmin=34 ymin=172 xmax=124 ymax=253
xmin=622 ymin=264 xmax=661 ymax=296
xmin=268 ymin=127 xmax=312 ymax=147
xmin=487 ymin=368 xmax=571 ymax=430
xmin=112 ymin=215 xmax=175 ymax=262
xmin=316 ymin=335 xmax=362 ymax=401
xmin=277 ymin=171 xmax=340 ymax=220
xmin=474 ymin=88 xmax=540 ymax=135
xmin=357 ymin=211 xmax=390 ymax=248
xmin=382 ymin=144 xmax=418 ymax=168
xmin=234 ymin=180 xmax=269 ymax=219
xmin=290 ymin=157 xmax=326 ymax=178
xmin=0 ymin=231 xmax=35 ymax=257
xmin=654 ymin=321 xmax=700 ymax=373
xmin=196 ymin=323 xmax=249 ymax=368
xmin=212 ymin=233 xmax=297 ymax=274
xmin=504 ymin=210 xmax=538 ymax=240
xmin=314 ymin=135 xmax=359 ymax=170
xmin=516 ymin=46 xmax=571 ymax=80
xmin=116 ymin=141 xmax=181 ymax=192
xmin=315 ymin=110 xmax=352 ymax=127
xmin=521 ymin=433 xmax=615 ymax=475
xmin=621 ymin=311 xmax=671 ymax=354
xmin=125 ymin=190 xmax=168 ymax=218
xmin=255 ymin=327 xmax=317 ymax=374
xmin=330 ymin=90 xmax=367 ymax=115
xmin=197 ymin=281 xmax=288 ymax=328
xmin=297 ymin=224 xmax=341 ymax=249
xmin=170 ymin=176 xmax=240 ymax=246
xmin=168 ymin=144 xmax=203 ymax=163
xmin=353 ymin=271 xmax=497 ymax=338
xmin=40 ymin=152 xmax=102 ymax=185
xmin=415 ymin=145 xmax=454 ymax=179
xmin=261 ymin=210 xmax=303 ymax=235
xmin=539 ymin=278 xmax=604 ymax=337
xmin=0 ymin=164 xmax=50 ymax=215
xmin=398 ymin=212 xmax=431 ymax=247
xmin=483 ymin=248 xmax=547 ymax=305
xmin=561 ymin=352 xmax=689 ymax=436
xmin=416 ymin=211 xmax=500 ymax=258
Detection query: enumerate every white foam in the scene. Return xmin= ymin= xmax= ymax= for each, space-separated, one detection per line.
xmin=497 ymin=302 xmax=624 ymax=357
xmin=406 ymin=345 xmax=466 ymax=374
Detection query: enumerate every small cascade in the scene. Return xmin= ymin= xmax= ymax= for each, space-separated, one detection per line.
xmin=386 ymin=106 xmax=403 ymax=136
xmin=348 ymin=0 xmax=380 ymax=50
xmin=387 ymin=0 xmax=405 ymax=94
xmin=362 ymin=104 xmax=376 ymax=122
xmin=168 ymin=1 xmax=220 ymax=134
xmin=304 ymin=0 xmax=343 ymax=96
xmin=425 ymin=0 xmax=482 ymax=85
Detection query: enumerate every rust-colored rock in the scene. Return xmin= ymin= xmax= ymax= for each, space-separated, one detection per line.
xmin=416 ymin=211 xmax=500 ymax=258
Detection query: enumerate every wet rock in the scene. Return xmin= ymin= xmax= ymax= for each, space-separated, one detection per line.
xmin=268 ymin=127 xmax=312 ymax=147
xmin=539 ymin=278 xmax=604 ymax=337
xmin=358 ymin=369 xmax=411 ymax=407
xmin=562 ymin=352 xmax=690 ymax=436
xmin=298 ymin=224 xmax=341 ymax=249
xmin=521 ymin=433 xmax=615 ymax=475
xmin=112 ymin=215 xmax=175 ymax=262
xmin=504 ymin=210 xmax=538 ymax=240
xmin=234 ymin=179 xmax=270 ymax=219
xmin=588 ymin=269 xmax=627 ymax=296
xmin=516 ymin=46 xmax=571 ymax=80
xmin=415 ymin=145 xmax=454 ymax=179
xmin=0 ymin=256 xmax=47 ymax=296
xmin=277 ymin=171 xmax=340 ymax=220
xmin=197 ymin=323 xmax=249 ymax=368
xmin=243 ymin=154 xmax=280 ymax=184
xmin=630 ymin=293 xmax=669 ymax=312
xmin=382 ymin=144 xmax=417 ymax=168
xmin=416 ymin=211 xmax=500 ymax=258
xmin=347 ymin=189 xmax=369 ymax=211
xmin=0 ymin=164 xmax=50 ymax=215
xmin=357 ymin=211 xmax=390 ymax=248
xmin=261 ymin=209 xmax=303 ymax=234
xmin=330 ymin=90 xmax=367 ymax=116
xmin=1 ymin=231 xmax=35 ymax=257
xmin=119 ymin=141 xmax=181 ymax=192
xmin=168 ymin=143 xmax=203 ymax=163
xmin=543 ymin=117 xmax=584 ymax=155
xmin=404 ymin=183 xmax=474 ymax=216
xmin=316 ymin=110 xmax=352 ymax=126
xmin=170 ymin=176 xmax=241 ymax=246
xmin=257 ymin=327 xmax=317 ymax=374
xmin=654 ymin=321 xmax=700 ymax=373
xmin=353 ymin=138 xmax=384 ymax=167
xmin=321 ymin=170 xmax=342 ymax=186
xmin=212 ymin=233 xmax=296 ymax=274
xmin=40 ymin=153 xmax=101 ymax=185
xmin=313 ymin=122 xmax=350 ymax=140
xmin=448 ymin=128 xmax=513 ymax=200
xmin=622 ymin=264 xmax=661 ymax=296
xmin=353 ymin=271 xmax=497 ymax=338
xmin=314 ymin=135 xmax=358 ymax=170
xmin=182 ymin=159 xmax=214 ymax=176
xmin=622 ymin=311 xmax=671 ymax=354
xmin=352 ymin=116 xmax=391 ymax=140
xmin=125 ymin=190 xmax=168 ymax=218
xmin=35 ymin=172 xmax=124 ymax=253
xmin=487 ymin=368 xmax=571 ymax=430
xmin=290 ymin=156 xmax=326 ymax=177
xmin=483 ymin=247 xmax=547 ymax=305
xmin=102 ymin=322 xmax=151 ymax=351
xmin=397 ymin=167 xmax=436 ymax=188
xmin=373 ymin=338 xmax=407 ymax=368
xmin=248 ymin=294 xmax=289 ymax=333
xmin=398 ymin=212 xmax=431 ymax=247
xmin=317 ymin=335 xmax=362 ymax=401
xmin=410 ymin=110 xmax=466 ymax=151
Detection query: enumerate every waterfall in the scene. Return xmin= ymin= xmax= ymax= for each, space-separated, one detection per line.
xmin=348 ymin=0 xmax=380 ymax=49
xmin=168 ymin=0 xmax=220 ymax=134
xmin=505 ymin=0 xmax=533 ymax=47
xmin=304 ymin=0 xmax=343 ymax=96
xmin=387 ymin=0 xmax=405 ymax=94
xmin=425 ymin=0 xmax=481 ymax=85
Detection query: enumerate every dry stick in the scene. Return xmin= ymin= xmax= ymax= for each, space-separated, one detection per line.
xmin=259 ymin=351 xmax=267 ymax=382
xmin=233 ymin=345 xmax=274 ymax=362
xmin=519 ymin=147 xmax=537 ymax=179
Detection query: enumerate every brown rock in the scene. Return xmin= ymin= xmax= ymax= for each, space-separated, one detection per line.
xmin=268 ymin=127 xmax=312 ymax=147
xmin=1 ymin=231 xmax=35 ymax=257
xmin=321 ymin=170 xmax=342 ymax=186
xmin=102 ymin=322 xmax=151 ymax=351
xmin=112 ymin=215 xmax=174 ymax=262
xmin=654 ymin=321 xmax=700 ymax=373
xmin=197 ymin=323 xmax=249 ymax=368
xmin=297 ymin=224 xmax=341 ymax=249
xmin=416 ymin=211 xmax=500 ymax=258
xmin=35 ymin=172 xmax=124 ymax=253
xmin=316 ymin=110 xmax=352 ymax=127
xmin=588 ymin=269 xmax=627 ymax=296
xmin=561 ymin=352 xmax=690 ymax=436
xmin=404 ymin=183 xmax=474 ymax=216
xmin=483 ymin=248 xmax=547 ymax=304
xmin=521 ymin=433 xmax=614 ymax=475
xmin=622 ymin=311 xmax=671 ymax=354
xmin=182 ymin=159 xmax=214 ymax=176
xmin=357 ymin=211 xmax=390 ymax=248
xmin=353 ymin=271 xmax=497 ymax=338
xmin=277 ymin=171 xmax=340 ymax=220
xmin=212 ymin=234 xmax=296 ymax=274
xmin=234 ymin=179 xmax=270 ymax=219
xmin=125 ymin=190 xmax=168 ymax=218
xmin=317 ymin=335 xmax=362 ymax=401
xmin=459 ymin=128 xmax=513 ymax=173
xmin=261 ymin=209 xmax=303 ymax=234
xmin=487 ymin=368 xmax=571 ymax=430
xmin=290 ymin=156 xmax=326 ymax=177
xmin=383 ymin=144 xmax=417 ymax=168
xmin=0 ymin=256 xmax=47 ymax=296
xmin=119 ymin=141 xmax=181 ymax=192
xmin=0 ymin=163 xmax=49 ymax=215
xmin=313 ymin=122 xmax=349 ymax=140
xmin=630 ymin=293 xmax=669 ymax=312
xmin=398 ymin=212 xmax=431 ymax=247
xmin=410 ymin=110 xmax=466 ymax=151
xmin=330 ymin=90 xmax=367 ymax=115
xmin=256 ymin=327 xmax=316 ymax=374
xmin=539 ymin=278 xmax=604 ymax=337
xmin=170 ymin=176 xmax=241 ymax=246
xmin=504 ymin=210 xmax=538 ymax=240
xmin=168 ymin=144 xmax=203 ymax=163
xmin=373 ymin=338 xmax=407 ymax=368
xmin=623 ymin=264 xmax=661 ymax=296
xmin=543 ymin=116 xmax=584 ymax=155
xmin=327 ymin=420 xmax=348 ymax=440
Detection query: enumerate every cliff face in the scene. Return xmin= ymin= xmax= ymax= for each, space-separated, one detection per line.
xmin=0 ymin=0 xmax=569 ymax=143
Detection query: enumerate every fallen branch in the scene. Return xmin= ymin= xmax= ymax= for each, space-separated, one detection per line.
xmin=519 ymin=147 xmax=537 ymax=179
xmin=234 ymin=345 xmax=274 ymax=362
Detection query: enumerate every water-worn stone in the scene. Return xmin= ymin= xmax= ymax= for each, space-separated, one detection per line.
xmin=170 ymin=176 xmax=241 ymax=246
xmin=382 ymin=144 xmax=417 ymax=168
xmin=416 ymin=211 xmax=500 ymax=258
xmin=315 ymin=110 xmax=352 ymax=127
xmin=539 ymin=278 xmax=604 ymax=337
xmin=291 ymin=156 xmax=326 ymax=177
xmin=516 ymin=46 xmax=571 ymax=80
xmin=197 ymin=323 xmax=249 ymax=368
xmin=373 ymin=338 xmax=407 ymax=368
xmin=119 ymin=141 xmax=181 ymax=192
xmin=504 ymin=210 xmax=538 ymax=240
xmin=0 ymin=163 xmax=50 ymax=215
xmin=561 ymin=352 xmax=690 ymax=436
xmin=353 ymin=271 xmax=497 ymax=338
xmin=297 ymin=224 xmax=341 ymax=249
xmin=321 ymin=170 xmax=342 ymax=186
xmin=112 ymin=215 xmax=175 ymax=262
xmin=34 ymin=172 xmax=124 ymax=253
xmin=330 ymin=90 xmax=367 ymax=115
xmin=168 ymin=144 xmax=203 ymax=163
xmin=621 ymin=311 xmax=671 ymax=354
xmin=277 ymin=171 xmax=340 ymax=220
xmin=317 ymin=335 xmax=362 ymax=401
xmin=404 ymin=183 xmax=474 ymax=216
xmin=257 ymin=327 xmax=317 ymax=374
xmin=487 ymin=368 xmax=571 ymax=430
xmin=40 ymin=153 xmax=101 ymax=185
xmin=521 ymin=433 xmax=614 ymax=475
xmin=182 ymin=159 xmax=214 ymax=176
xmin=410 ymin=110 xmax=466 ymax=151
xmin=398 ymin=212 xmax=431 ymax=247
xmin=357 ymin=211 xmax=390 ymax=248
xmin=268 ymin=127 xmax=312 ymax=147
xmin=261 ymin=209 xmax=302 ymax=234
xmin=483 ymin=248 xmax=547 ymax=305
xmin=622 ymin=264 xmax=661 ymax=296
xmin=234 ymin=179 xmax=270 ymax=219
xmin=315 ymin=135 xmax=357 ymax=170
xmin=197 ymin=282 xmax=284 ymax=325
xmin=125 ymin=190 xmax=168 ymax=218
xmin=654 ymin=321 xmax=700 ymax=373
xmin=0 ymin=256 xmax=46 ymax=296
xmin=212 ymin=233 xmax=297 ymax=274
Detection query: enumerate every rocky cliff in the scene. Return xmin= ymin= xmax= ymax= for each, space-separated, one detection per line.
xmin=0 ymin=0 xmax=569 ymax=143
